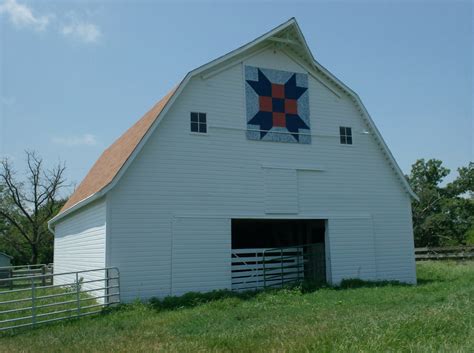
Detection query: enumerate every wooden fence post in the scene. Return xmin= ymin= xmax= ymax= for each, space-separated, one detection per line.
xmin=9 ymin=268 xmax=13 ymax=290
xmin=41 ymin=266 xmax=46 ymax=287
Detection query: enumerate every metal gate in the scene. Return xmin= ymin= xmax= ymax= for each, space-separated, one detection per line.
xmin=231 ymin=243 xmax=325 ymax=291
xmin=0 ymin=267 xmax=120 ymax=332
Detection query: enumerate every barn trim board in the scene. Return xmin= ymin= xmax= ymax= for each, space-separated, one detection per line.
xmin=49 ymin=18 xmax=418 ymax=301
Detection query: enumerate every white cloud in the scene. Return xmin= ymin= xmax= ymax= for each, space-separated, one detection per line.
xmin=61 ymin=22 xmax=101 ymax=44
xmin=0 ymin=0 xmax=50 ymax=31
xmin=52 ymin=134 xmax=98 ymax=147
xmin=0 ymin=0 xmax=102 ymax=44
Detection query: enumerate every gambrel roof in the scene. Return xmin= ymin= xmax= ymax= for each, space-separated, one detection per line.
xmin=50 ymin=18 xmax=416 ymax=227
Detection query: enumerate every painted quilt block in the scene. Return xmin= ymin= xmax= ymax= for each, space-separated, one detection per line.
xmin=245 ymin=66 xmax=311 ymax=144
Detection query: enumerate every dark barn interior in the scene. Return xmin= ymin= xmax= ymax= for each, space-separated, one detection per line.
xmin=232 ymin=219 xmax=326 ymax=249
xmin=231 ymin=219 xmax=327 ymax=283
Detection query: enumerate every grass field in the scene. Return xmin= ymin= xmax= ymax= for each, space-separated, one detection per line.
xmin=1 ymin=261 xmax=473 ymax=353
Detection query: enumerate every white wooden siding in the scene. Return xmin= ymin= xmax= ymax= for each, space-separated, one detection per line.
xmin=53 ymin=198 xmax=106 ymax=297
xmin=264 ymin=168 xmax=298 ymax=214
xmin=171 ymin=217 xmax=231 ymax=296
xmin=106 ymin=47 xmax=416 ymax=300
xmin=327 ymin=217 xmax=377 ymax=284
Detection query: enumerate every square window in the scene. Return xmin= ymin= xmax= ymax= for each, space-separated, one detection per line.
xmin=190 ymin=112 xmax=207 ymax=134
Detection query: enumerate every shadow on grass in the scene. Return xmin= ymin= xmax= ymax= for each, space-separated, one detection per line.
xmin=146 ymin=278 xmax=417 ymax=312
xmin=416 ymin=278 xmax=437 ymax=285
xmin=337 ymin=278 xmax=410 ymax=289
xmin=148 ymin=289 xmax=260 ymax=312
xmin=147 ymin=280 xmax=327 ymax=312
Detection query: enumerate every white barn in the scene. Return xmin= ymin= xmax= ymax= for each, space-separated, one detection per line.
xmin=49 ymin=19 xmax=417 ymax=302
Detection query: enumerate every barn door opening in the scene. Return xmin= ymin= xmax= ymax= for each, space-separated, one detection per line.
xmin=231 ymin=219 xmax=326 ymax=291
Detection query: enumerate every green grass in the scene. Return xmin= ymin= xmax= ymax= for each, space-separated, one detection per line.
xmin=1 ymin=261 xmax=473 ymax=353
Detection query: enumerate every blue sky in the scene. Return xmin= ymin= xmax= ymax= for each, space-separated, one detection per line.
xmin=1 ymin=0 xmax=472 ymax=193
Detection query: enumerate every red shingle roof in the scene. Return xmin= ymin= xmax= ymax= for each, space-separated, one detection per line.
xmin=60 ymin=88 xmax=176 ymax=214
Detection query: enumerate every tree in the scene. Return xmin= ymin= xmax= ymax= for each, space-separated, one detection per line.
xmin=0 ymin=151 xmax=66 ymax=264
xmin=407 ymin=159 xmax=474 ymax=247
xmin=442 ymin=162 xmax=474 ymax=245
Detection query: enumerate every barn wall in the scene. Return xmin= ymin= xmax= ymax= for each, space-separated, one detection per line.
xmin=108 ymin=48 xmax=416 ymax=301
xmin=53 ymin=198 xmax=107 ymax=298
xmin=327 ymin=217 xmax=377 ymax=283
xmin=171 ymin=217 xmax=231 ymax=296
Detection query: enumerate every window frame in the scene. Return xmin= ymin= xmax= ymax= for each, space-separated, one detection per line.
xmin=339 ymin=126 xmax=353 ymax=145
xmin=190 ymin=112 xmax=207 ymax=134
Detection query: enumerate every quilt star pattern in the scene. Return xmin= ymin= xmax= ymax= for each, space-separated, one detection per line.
xmin=245 ymin=66 xmax=311 ymax=144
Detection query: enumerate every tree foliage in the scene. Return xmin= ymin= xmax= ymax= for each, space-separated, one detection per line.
xmin=407 ymin=159 xmax=474 ymax=247
xmin=0 ymin=151 xmax=66 ymax=264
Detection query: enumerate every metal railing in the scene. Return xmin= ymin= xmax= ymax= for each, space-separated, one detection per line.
xmin=231 ymin=243 xmax=326 ymax=291
xmin=0 ymin=267 xmax=120 ymax=332
xmin=231 ymin=248 xmax=301 ymax=291
xmin=263 ymin=243 xmax=326 ymax=289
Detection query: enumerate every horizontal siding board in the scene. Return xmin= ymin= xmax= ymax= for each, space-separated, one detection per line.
xmin=53 ymin=199 xmax=107 ymax=301
xmin=264 ymin=168 xmax=298 ymax=214
xmin=328 ymin=217 xmax=377 ymax=283
xmin=171 ymin=217 xmax=231 ymax=296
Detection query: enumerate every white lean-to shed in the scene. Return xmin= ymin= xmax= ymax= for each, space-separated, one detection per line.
xmin=0 ymin=253 xmax=13 ymax=283
xmin=49 ymin=19 xmax=418 ymax=302
xmin=0 ymin=252 xmax=12 ymax=268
